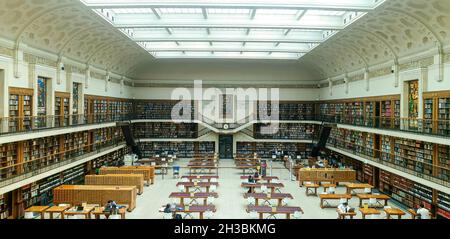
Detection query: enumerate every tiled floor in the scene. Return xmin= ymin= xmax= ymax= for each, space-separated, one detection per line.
xmin=127 ymin=159 xmax=413 ymax=219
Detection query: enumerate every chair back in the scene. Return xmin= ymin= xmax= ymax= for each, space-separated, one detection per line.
xmin=364 ymin=188 xmax=372 ymax=194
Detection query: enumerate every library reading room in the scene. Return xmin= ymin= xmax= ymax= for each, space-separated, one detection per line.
xmin=0 ymin=0 xmax=449 ymax=221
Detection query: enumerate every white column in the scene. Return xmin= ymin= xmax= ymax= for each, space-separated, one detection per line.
xmin=418 ymin=67 xmax=429 ymax=120
xmin=13 ymin=41 xmax=21 ymax=78
xmin=85 ymin=64 xmax=90 ymax=89
xmin=434 ymin=44 xmax=444 ymax=82
xmin=344 ymin=74 xmax=349 ymax=94
xmin=364 ymin=69 xmax=369 ymax=91
xmin=328 ymin=78 xmax=333 ymax=96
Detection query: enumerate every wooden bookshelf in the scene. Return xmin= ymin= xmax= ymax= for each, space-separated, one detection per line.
xmin=84 ymin=95 xmax=133 ymax=123
xmin=0 ymin=143 xmax=18 ymax=179
xmin=55 ymin=92 xmax=70 ymax=127
xmin=0 ymin=194 xmax=9 ymax=219
xmin=141 ymin=142 xmax=214 ymax=158
xmin=257 ymin=101 xmax=315 ymax=121
xmin=134 ymin=100 xmax=194 ymax=120
xmin=236 ymin=142 xmax=311 ymax=159
xmin=437 ymin=145 xmax=450 ymax=181
xmin=254 ymin=123 xmax=317 ymax=140
xmin=394 ymin=138 xmax=433 ymax=175
xmin=8 ymin=87 xmax=33 ymax=132
xmin=423 ymin=91 xmax=450 ymax=136
xmin=133 ymin=122 xmax=198 ymax=139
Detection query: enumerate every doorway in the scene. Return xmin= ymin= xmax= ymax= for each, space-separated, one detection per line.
xmin=219 ymin=135 xmax=233 ymax=159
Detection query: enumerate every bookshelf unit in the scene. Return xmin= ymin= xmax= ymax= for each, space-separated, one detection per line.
xmin=437 ymin=192 xmax=450 ymax=219
xmin=394 ymin=138 xmax=433 ymax=176
xmin=133 ymin=122 xmax=198 ymax=139
xmin=364 ymin=101 xmax=375 ymax=127
xmin=257 ymin=101 xmax=315 ymax=121
xmin=423 ymin=91 xmax=450 ymax=136
xmin=328 ymin=128 xmax=346 ymax=149
xmin=438 ymin=97 xmax=450 ymax=136
xmin=85 ymin=95 xmax=133 ymax=123
xmin=134 ymin=100 xmax=195 ymax=120
xmin=0 ymin=194 xmax=9 ymax=219
xmin=254 ymin=123 xmax=316 ymax=140
xmin=437 ymin=145 xmax=450 ymax=181
xmin=8 ymin=88 xmax=33 ymax=133
xmin=423 ymin=97 xmax=434 ymax=134
xmin=237 ymin=142 xmax=312 ymax=159
xmin=0 ymin=143 xmax=18 ymax=179
xmin=363 ymin=164 xmax=374 ymax=185
xmin=379 ymin=170 xmax=434 ymax=212
xmin=141 ymin=142 xmax=215 ymax=158
xmin=55 ymin=92 xmax=70 ymax=127
xmin=381 ymin=135 xmax=393 ymax=163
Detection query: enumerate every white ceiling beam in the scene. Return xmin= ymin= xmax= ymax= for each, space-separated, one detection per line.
xmin=112 ymin=17 xmax=344 ymax=30
xmin=250 ymin=9 xmax=257 ymax=20
xmin=295 ymin=10 xmax=307 ymax=21
xmin=202 ymin=8 xmax=208 ymax=19
xmin=83 ymin=0 xmax=380 ymax=12
xmin=151 ymin=8 xmax=161 ymax=19
xmin=145 ymin=48 xmax=309 ymax=53
xmin=135 ymin=37 xmax=324 ymax=44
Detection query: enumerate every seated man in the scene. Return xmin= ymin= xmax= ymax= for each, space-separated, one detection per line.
xmin=337 ymin=202 xmax=353 ymax=219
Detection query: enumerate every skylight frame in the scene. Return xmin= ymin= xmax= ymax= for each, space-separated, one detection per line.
xmin=81 ymin=0 xmax=387 ymax=60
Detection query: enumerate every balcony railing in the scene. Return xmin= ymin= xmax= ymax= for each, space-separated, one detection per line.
xmin=0 ymin=113 xmax=133 ymax=136
xmin=327 ymin=137 xmax=450 ymax=188
xmin=0 ymin=138 xmax=125 ymax=188
xmin=1 ymin=112 xmax=450 ymax=139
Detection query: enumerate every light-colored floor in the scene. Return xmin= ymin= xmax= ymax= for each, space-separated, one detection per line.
xmin=127 ymin=159 xmax=413 ymax=219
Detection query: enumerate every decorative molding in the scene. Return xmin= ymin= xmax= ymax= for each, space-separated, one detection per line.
xmin=23 ymin=53 xmax=57 ymax=68
xmin=398 ymin=56 xmax=434 ymax=71
xmin=0 ymin=46 xmax=13 ymax=57
xmin=90 ymin=71 xmax=106 ymax=80
xmin=368 ymin=67 xmax=392 ymax=79
xmin=349 ymin=73 xmax=364 ymax=82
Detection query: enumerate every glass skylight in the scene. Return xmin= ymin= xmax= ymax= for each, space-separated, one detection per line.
xmin=80 ymin=0 xmax=388 ymax=60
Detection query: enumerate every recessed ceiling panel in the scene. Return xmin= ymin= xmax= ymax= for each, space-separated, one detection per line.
xmin=80 ymin=0 xmax=387 ymax=60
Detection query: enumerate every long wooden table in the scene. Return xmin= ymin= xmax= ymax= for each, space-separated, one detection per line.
xmin=176 ymin=182 xmax=219 ymax=193
xmin=45 ymin=205 xmax=71 ymax=219
xmin=169 ymin=192 xmax=219 ymax=205
xmin=244 ymin=193 xmax=293 ymax=206
xmin=24 ymin=206 xmax=50 ymax=219
xmin=384 ymin=208 xmax=406 ymax=219
xmin=63 ymin=206 xmax=95 ymax=219
xmin=160 ymin=205 xmax=216 ymax=219
xmin=359 ymin=208 xmax=380 ymax=219
xmin=236 ymin=164 xmax=259 ymax=175
xmin=188 ymin=164 xmax=218 ymax=175
xmin=182 ymin=175 xmax=219 ymax=182
xmin=356 ymin=194 xmax=390 ymax=208
xmin=247 ymin=206 xmax=303 ymax=219
xmin=344 ymin=183 xmax=374 ymax=195
xmin=240 ymin=176 xmax=279 ymax=183
xmin=241 ymin=183 xmax=284 ymax=194
xmin=92 ymin=207 xmax=127 ymax=219
xmin=319 ymin=194 xmax=352 ymax=209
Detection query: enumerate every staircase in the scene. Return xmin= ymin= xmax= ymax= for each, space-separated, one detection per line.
xmin=117 ymin=122 xmax=143 ymax=159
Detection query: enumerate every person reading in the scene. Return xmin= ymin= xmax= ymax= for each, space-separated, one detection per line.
xmin=416 ymin=203 xmax=431 ymax=219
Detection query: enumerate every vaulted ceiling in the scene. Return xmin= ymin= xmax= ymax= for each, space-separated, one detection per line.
xmin=0 ymin=0 xmax=449 ymax=82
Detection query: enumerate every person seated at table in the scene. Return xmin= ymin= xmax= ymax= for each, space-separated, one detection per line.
xmin=416 ymin=203 xmax=431 ymax=219
xmin=253 ymin=171 xmax=260 ymax=180
xmin=247 ymin=175 xmax=255 ymax=193
xmin=164 ymin=204 xmax=172 ymax=214
xmin=337 ymin=202 xmax=352 ymax=214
